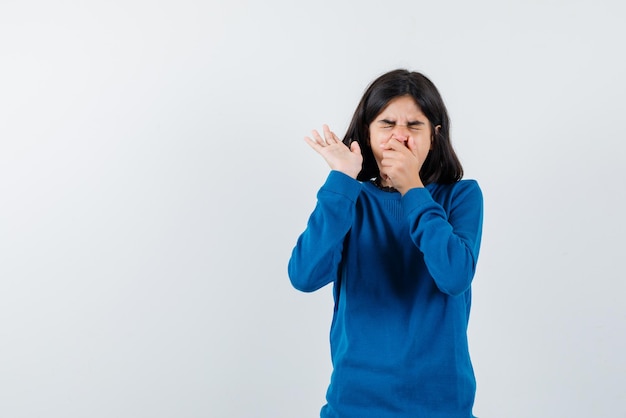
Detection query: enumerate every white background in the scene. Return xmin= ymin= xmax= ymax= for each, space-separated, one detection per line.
xmin=1 ymin=0 xmax=625 ymax=417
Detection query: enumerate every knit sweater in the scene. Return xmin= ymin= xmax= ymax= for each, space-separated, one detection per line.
xmin=288 ymin=170 xmax=484 ymax=417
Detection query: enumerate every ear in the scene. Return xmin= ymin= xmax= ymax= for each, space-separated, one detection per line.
xmin=430 ymin=125 xmax=441 ymax=150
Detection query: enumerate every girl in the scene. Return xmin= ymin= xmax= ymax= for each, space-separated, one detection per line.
xmin=288 ymin=69 xmax=483 ymax=417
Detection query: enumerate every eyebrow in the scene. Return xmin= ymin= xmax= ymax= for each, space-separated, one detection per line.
xmin=379 ymin=119 xmax=425 ymax=126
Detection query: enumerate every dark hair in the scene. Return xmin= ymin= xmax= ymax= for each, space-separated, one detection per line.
xmin=343 ymin=69 xmax=463 ymax=185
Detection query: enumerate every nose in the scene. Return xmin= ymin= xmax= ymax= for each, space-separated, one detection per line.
xmin=390 ymin=125 xmax=410 ymax=143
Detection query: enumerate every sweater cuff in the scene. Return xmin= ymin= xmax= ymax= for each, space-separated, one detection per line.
xmin=320 ymin=170 xmax=362 ymax=203
xmin=401 ymin=186 xmax=434 ymax=214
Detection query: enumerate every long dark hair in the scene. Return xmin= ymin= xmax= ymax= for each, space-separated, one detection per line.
xmin=343 ymin=69 xmax=463 ymax=185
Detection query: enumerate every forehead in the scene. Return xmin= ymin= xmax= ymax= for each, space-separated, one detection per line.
xmin=376 ymin=95 xmax=425 ymax=119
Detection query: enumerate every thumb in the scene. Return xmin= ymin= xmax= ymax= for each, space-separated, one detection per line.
xmin=406 ymin=136 xmax=417 ymax=155
xmin=350 ymin=141 xmax=362 ymax=155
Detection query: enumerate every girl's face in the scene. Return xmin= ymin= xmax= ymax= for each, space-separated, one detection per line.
xmin=368 ymin=95 xmax=433 ymax=175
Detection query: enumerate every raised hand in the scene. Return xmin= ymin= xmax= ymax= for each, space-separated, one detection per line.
xmin=304 ymin=124 xmax=363 ymax=179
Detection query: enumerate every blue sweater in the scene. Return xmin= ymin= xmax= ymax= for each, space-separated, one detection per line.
xmin=288 ymin=171 xmax=483 ymax=417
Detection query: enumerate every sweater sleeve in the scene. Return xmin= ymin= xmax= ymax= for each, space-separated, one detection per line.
xmin=402 ymin=180 xmax=484 ymax=296
xmin=288 ymin=171 xmax=362 ymax=292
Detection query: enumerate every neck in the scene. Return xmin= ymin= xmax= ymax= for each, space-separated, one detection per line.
xmin=380 ymin=178 xmax=393 ymax=188
xmin=373 ymin=177 xmax=397 ymax=192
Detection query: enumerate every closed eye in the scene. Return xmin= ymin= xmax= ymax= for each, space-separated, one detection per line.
xmin=407 ymin=121 xmax=425 ymax=131
xmin=377 ymin=119 xmax=425 ymax=130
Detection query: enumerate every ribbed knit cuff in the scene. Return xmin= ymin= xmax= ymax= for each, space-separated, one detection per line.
xmin=319 ymin=170 xmax=362 ymax=203
xmin=401 ymin=186 xmax=434 ymax=215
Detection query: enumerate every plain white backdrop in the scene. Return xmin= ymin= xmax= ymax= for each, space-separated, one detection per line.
xmin=1 ymin=0 xmax=624 ymax=417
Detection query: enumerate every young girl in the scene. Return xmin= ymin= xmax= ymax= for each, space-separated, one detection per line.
xmin=288 ymin=69 xmax=483 ymax=417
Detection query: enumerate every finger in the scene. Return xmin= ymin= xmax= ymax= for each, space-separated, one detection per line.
xmin=381 ymin=137 xmax=400 ymax=148
xmin=323 ymin=124 xmax=338 ymax=144
xmin=304 ymin=136 xmax=322 ymax=151
xmin=381 ymin=138 xmax=401 ymax=152
xmin=387 ymin=137 xmax=412 ymax=154
xmin=392 ymin=136 xmax=409 ymax=148
xmin=311 ymin=129 xmax=325 ymax=145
